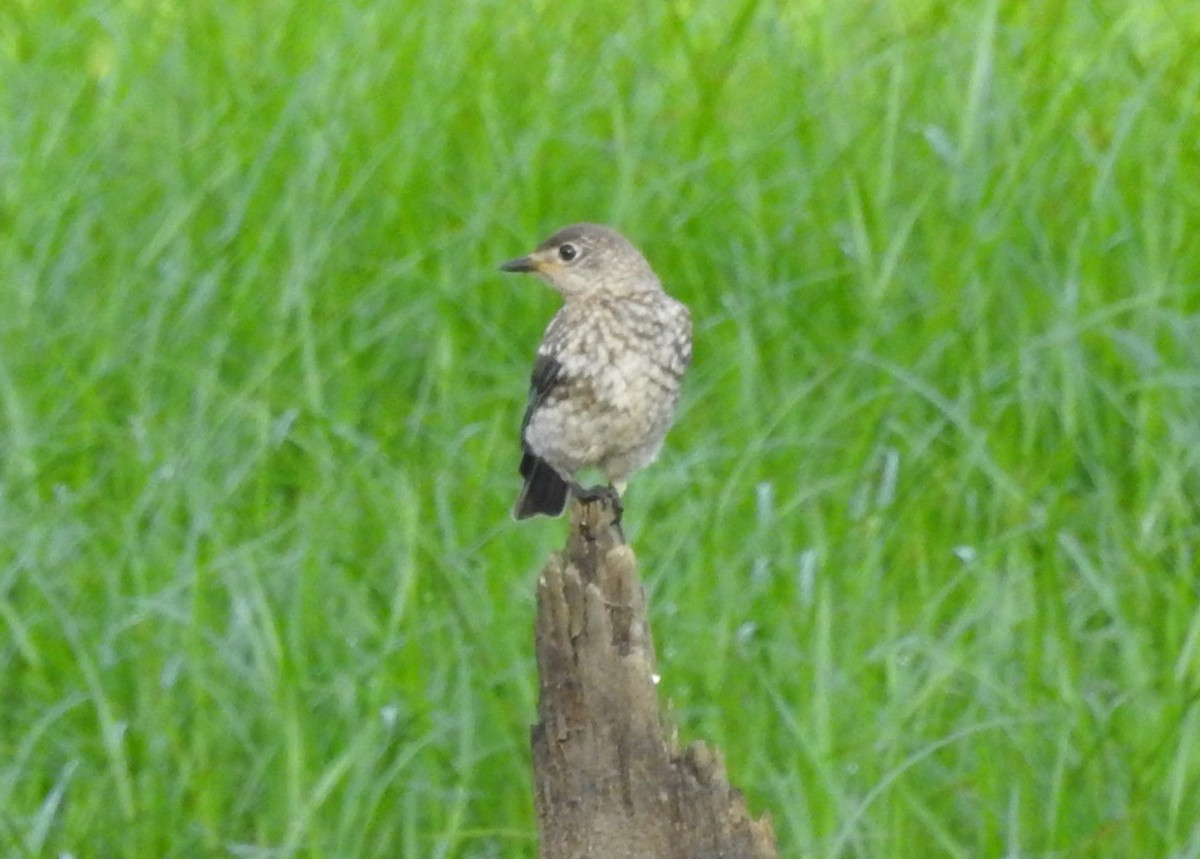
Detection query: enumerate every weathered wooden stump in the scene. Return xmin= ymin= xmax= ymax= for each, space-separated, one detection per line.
xmin=531 ymin=495 xmax=777 ymax=859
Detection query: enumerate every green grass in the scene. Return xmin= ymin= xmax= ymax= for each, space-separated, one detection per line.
xmin=2 ymin=0 xmax=1199 ymax=855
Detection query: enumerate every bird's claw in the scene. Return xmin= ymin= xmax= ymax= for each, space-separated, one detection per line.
xmin=570 ymin=482 xmax=624 ymax=522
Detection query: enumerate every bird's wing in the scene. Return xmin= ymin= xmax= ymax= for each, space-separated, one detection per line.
xmin=513 ymin=351 xmax=570 ymax=519
xmin=677 ymin=305 xmax=694 ymax=369
xmin=521 ymin=352 xmax=564 ymax=443
xmin=666 ymin=301 xmax=693 ymax=377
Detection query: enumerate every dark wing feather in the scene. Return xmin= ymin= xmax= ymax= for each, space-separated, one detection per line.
xmin=512 ymin=354 xmax=569 ymax=519
xmin=521 ymin=353 xmax=563 ymax=438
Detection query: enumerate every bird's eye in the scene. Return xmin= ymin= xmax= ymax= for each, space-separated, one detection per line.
xmin=558 ymin=243 xmax=578 ymax=262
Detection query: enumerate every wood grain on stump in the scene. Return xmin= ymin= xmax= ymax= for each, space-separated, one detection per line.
xmin=531 ymin=496 xmax=777 ymax=859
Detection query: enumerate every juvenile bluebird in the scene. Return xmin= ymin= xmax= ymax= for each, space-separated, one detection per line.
xmin=500 ymin=223 xmax=692 ymax=520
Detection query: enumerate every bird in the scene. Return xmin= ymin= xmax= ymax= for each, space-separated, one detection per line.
xmin=500 ymin=223 xmax=692 ymax=520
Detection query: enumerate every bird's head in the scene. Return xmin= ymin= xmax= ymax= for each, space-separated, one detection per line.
xmin=499 ymin=223 xmax=660 ymax=299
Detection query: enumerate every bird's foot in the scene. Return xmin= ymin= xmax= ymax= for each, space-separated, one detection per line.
xmin=569 ymin=482 xmax=625 ymax=526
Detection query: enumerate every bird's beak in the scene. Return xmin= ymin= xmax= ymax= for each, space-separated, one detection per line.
xmin=500 ymin=255 xmax=539 ymax=273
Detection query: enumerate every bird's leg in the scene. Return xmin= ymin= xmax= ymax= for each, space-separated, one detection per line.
xmin=605 ymin=484 xmax=624 ymax=522
xmin=607 ymin=479 xmax=627 ymax=523
xmin=568 ymin=481 xmax=625 ymax=526
xmin=570 ymin=481 xmax=612 ymax=503
xmin=601 ymin=485 xmax=625 ymax=543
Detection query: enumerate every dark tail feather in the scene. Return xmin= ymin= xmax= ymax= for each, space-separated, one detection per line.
xmin=512 ymin=453 xmax=569 ymax=519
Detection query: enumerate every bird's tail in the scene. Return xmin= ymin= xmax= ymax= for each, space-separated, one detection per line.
xmin=512 ymin=453 xmax=569 ymax=519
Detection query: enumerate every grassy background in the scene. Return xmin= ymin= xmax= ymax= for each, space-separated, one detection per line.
xmin=2 ymin=0 xmax=1199 ymax=855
